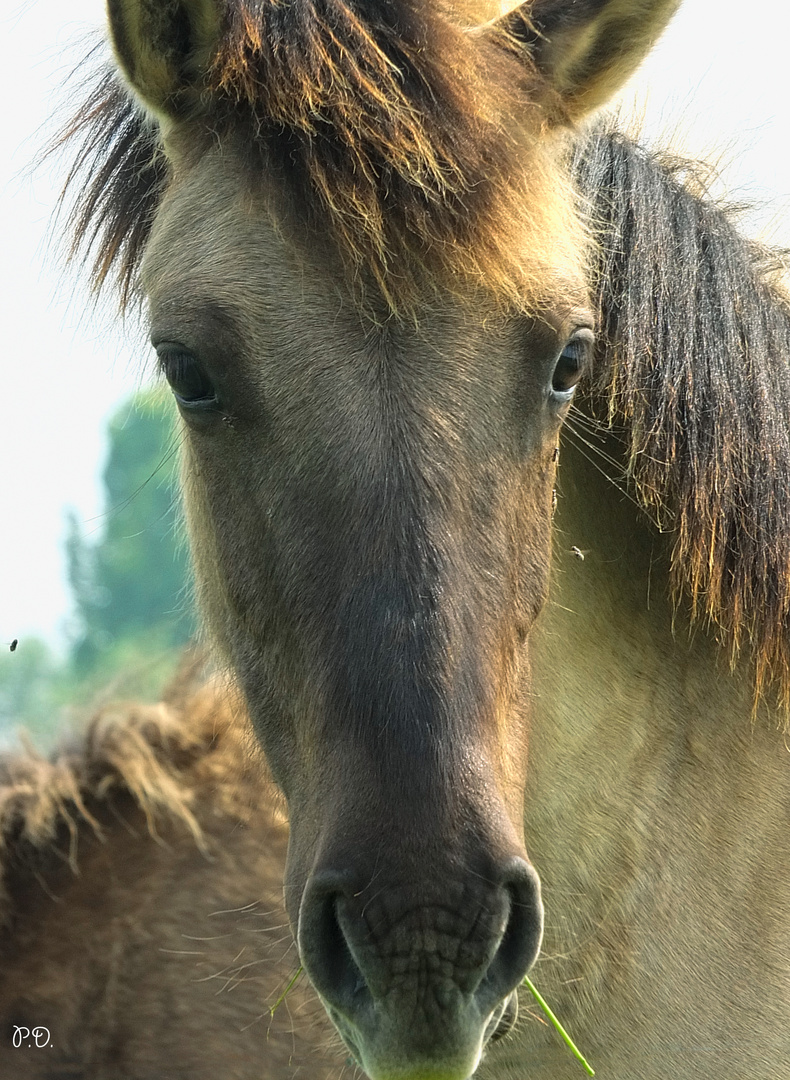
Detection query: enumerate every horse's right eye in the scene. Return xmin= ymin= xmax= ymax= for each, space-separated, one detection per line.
xmin=155 ymin=343 xmax=219 ymax=411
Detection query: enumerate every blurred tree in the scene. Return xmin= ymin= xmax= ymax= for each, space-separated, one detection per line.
xmin=0 ymin=390 xmax=194 ymax=748
xmin=66 ymin=389 xmax=194 ymax=674
xmin=0 ymin=636 xmax=58 ymax=742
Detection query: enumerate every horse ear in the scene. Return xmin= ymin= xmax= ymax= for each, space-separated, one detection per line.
xmin=484 ymin=0 xmax=681 ymax=122
xmin=107 ymin=0 xmax=222 ymax=116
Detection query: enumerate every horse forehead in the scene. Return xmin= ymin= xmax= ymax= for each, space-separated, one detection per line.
xmin=147 ymin=171 xmax=469 ymax=352
xmin=142 ymin=138 xmax=589 ymax=331
xmin=142 ymin=152 xmax=280 ymax=293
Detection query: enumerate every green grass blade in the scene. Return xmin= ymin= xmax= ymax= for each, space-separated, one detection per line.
xmin=523 ymin=975 xmax=595 ymax=1076
xmin=270 ymin=965 xmax=303 ymax=1017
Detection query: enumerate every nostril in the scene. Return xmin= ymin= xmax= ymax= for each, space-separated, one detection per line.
xmin=298 ymin=876 xmax=369 ymax=1013
xmin=477 ymin=859 xmax=543 ymax=1013
xmin=300 ymin=859 xmax=541 ymax=1042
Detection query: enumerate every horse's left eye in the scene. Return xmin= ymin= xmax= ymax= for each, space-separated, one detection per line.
xmin=551 ymin=332 xmax=593 ymax=399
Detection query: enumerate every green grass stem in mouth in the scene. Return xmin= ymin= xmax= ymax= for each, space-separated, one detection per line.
xmin=523 ymin=975 xmax=595 ymax=1076
xmin=270 ymin=965 xmax=595 ymax=1075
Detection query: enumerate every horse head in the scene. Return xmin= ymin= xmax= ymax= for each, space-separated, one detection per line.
xmin=98 ymin=2 xmax=680 ymax=1076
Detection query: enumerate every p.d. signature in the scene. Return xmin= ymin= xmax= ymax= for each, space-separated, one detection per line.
xmin=12 ymin=1026 xmax=50 ymax=1049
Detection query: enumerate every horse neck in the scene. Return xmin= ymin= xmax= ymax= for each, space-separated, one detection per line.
xmin=523 ymin=431 xmax=790 ymax=1051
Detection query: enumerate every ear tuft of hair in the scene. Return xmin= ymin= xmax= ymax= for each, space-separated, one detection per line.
xmin=58 ymin=2 xmax=588 ymax=315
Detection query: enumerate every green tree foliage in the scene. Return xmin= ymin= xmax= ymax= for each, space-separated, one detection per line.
xmin=0 ymin=637 xmax=59 ymax=747
xmin=66 ymin=389 xmax=194 ymax=674
xmin=0 ymin=390 xmax=195 ymax=747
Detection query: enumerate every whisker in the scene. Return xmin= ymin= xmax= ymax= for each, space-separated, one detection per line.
xmin=561 ymin=425 xmax=642 ymax=511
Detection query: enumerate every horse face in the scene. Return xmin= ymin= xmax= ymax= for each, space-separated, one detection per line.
xmin=110 ymin=0 xmax=681 ymax=1075
xmin=142 ymin=148 xmax=591 ymax=1069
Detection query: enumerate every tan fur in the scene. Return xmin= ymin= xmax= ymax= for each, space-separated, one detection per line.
xmin=532 ymin=0 xmax=682 ymax=118
xmin=476 ymin=437 xmax=790 ymax=1078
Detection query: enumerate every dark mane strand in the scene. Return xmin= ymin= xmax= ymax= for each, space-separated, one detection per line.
xmin=574 ymin=124 xmax=790 ymax=708
xmin=208 ymin=0 xmax=540 ymax=307
xmin=56 ymin=62 xmax=167 ymax=309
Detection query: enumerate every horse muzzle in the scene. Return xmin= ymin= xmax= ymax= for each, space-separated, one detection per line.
xmin=297 ymin=856 xmax=543 ymax=1080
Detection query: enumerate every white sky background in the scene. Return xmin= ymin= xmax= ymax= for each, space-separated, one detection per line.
xmin=1 ymin=0 xmax=790 ymax=656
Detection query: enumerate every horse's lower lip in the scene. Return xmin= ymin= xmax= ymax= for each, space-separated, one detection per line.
xmin=329 ymin=1007 xmax=486 ymax=1079
xmin=333 ymin=995 xmax=517 ymax=1078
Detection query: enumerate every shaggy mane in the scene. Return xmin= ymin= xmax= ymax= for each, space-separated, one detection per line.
xmin=573 ymin=123 xmax=790 ymax=708
xmin=56 ymin=56 xmax=166 ymax=310
xmin=0 ymin=658 xmax=264 ymax=926
xmin=58 ymin=0 xmax=582 ymax=313
xmin=55 ymin=10 xmax=790 ymax=705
